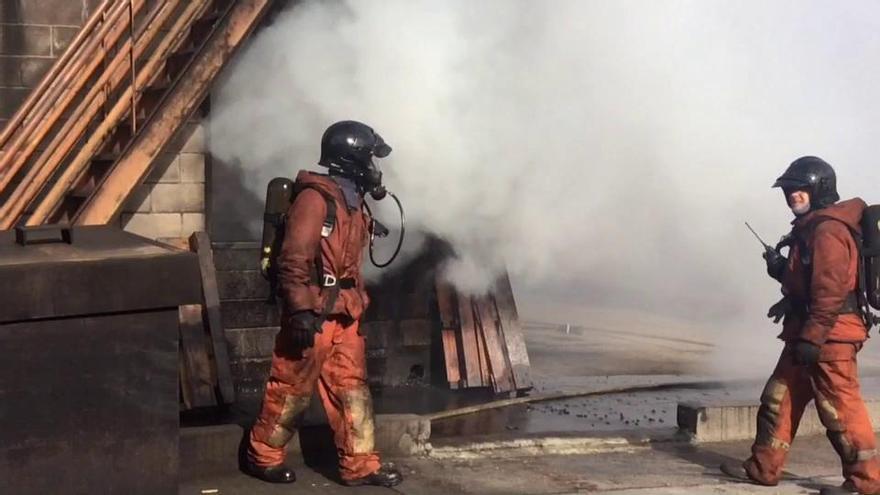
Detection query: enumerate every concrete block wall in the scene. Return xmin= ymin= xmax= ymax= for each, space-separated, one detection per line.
xmin=211 ymin=239 xmax=447 ymax=407
xmin=119 ymin=121 xmax=209 ymax=243
xmin=356 ymin=247 xmax=444 ymax=390
xmin=0 ymin=1 xmax=103 ymax=126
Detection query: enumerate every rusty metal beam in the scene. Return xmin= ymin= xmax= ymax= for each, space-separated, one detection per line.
xmin=0 ymin=0 xmax=114 ymax=150
xmin=0 ymin=0 xmax=140 ymax=198
xmin=76 ymin=0 xmax=274 ymax=225
xmin=0 ymin=0 xmax=156 ymax=228
xmin=26 ymin=0 xmax=209 ymax=226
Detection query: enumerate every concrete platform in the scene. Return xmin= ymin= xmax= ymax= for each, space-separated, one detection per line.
xmin=678 ymin=399 xmax=880 ymax=443
xmin=428 ymin=428 xmax=683 ymax=459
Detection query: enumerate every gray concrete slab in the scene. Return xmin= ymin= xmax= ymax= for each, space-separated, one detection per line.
xmin=680 ymin=399 xmax=880 ymax=443
xmin=405 ymin=435 xmax=847 ymax=494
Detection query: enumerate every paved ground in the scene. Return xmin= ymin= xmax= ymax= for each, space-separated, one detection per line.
xmin=432 ymin=375 xmax=880 ymax=438
xmin=180 ymin=433 xmax=854 ymax=494
xmin=181 ymin=318 xmax=880 ymax=494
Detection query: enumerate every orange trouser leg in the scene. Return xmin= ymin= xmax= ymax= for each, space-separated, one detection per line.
xmin=316 ymin=319 xmax=381 ymax=480
xmin=247 ymin=319 xmax=336 ymax=467
xmin=745 ymin=349 xmax=813 ymax=485
xmin=813 ymin=357 xmax=880 ymax=494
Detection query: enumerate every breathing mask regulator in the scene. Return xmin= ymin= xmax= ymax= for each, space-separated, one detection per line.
xmin=318 ymin=120 xmax=406 ymax=268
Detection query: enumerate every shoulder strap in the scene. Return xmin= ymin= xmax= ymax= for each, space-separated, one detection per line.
xmin=320 ymin=195 xmax=337 ymax=239
xmin=294 ymin=185 xmax=342 ymax=325
xmin=296 ymin=185 xmax=337 ymax=238
xmin=295 ymin=184 xmax=338 ymax=283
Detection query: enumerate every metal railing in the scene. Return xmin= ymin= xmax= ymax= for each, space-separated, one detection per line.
xmin=0 ymin=0 xmax=212 ymax=228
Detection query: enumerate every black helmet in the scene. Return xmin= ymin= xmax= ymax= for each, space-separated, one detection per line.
xmin=318 ymin=120 xmax=391 ymax=173
xmin=772 ymin=156 xmax=839 ymax=209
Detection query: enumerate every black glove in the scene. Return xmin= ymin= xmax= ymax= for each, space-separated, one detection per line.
xmin=763 ymin=249 xmax=787 ymax=281
xmin=792 ymin=341 xmax=821 ymax=366
xmin=287 ymin=311 xmax=320 ymax=348
xmin=766 ymin=297 xmax=790 ymax=324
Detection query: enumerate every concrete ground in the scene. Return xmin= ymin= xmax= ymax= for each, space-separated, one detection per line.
xmin=181 ymin=318 xmax=880 ymax=494
xmin=181 ymin=373 xmax=880 ymax=494
xmin=432 ymin=375 xmax=880 ymax=438
xmin=180 ymin=433 xmax=853 ymax=494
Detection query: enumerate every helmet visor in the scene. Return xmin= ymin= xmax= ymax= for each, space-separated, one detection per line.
xmin=772 ymin=176 xmax=810 ymax=190
xmin=373 ymin=134 xmax=392 ymax=158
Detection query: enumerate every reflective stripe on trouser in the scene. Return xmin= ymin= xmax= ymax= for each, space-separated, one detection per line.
xmin=745 ymin=344 xmax=880 ymax=494
xmin=248 ymin=318 xmax=381 ymax=480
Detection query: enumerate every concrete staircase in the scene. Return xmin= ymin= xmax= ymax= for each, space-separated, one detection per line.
xmin=211 ymin=241 xmax=275 ymax=404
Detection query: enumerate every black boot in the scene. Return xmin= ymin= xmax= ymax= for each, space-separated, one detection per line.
xmin=343 ymin=464 xmax=403 ymax=487
xmin=242 ymin=460 xmax=297 ymax=484
xmin=238 ymin=429 xmax=296 ymax=484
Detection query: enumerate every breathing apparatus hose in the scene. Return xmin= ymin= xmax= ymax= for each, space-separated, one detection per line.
xmin=366 ymin=191 xmax=406 ymax=268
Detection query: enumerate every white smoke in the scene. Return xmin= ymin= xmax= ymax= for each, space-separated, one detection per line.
xmin=210 ymin=0 xmax=880 ymax=374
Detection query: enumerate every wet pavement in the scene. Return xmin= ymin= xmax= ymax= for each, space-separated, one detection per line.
xmin=432 ymin=374 xmax=880 ymax=438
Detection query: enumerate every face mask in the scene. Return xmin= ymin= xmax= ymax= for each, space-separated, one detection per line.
xmin=364 ymin=161 xmax=386 ymax=200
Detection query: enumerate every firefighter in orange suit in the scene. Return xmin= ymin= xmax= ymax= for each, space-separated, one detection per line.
xmin=721 ymin=157 xmax=880 ymax=495
xmin=242 ymin=121 xmax=402 ymax=487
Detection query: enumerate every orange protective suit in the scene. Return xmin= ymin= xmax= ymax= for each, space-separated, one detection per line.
xmin=745 ymin=198 xmax=880 ymax=494
xmin=248 ymin=171 xmax=380 ymax=481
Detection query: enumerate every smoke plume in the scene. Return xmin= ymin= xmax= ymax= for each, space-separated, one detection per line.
xmin=210 ymin=0 xmax=880 ymax=374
